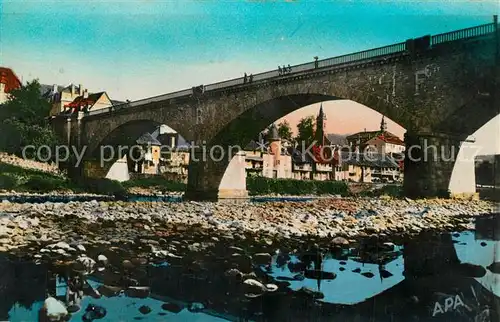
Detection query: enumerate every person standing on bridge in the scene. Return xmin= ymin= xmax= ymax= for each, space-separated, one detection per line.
xmin=249 ymin=74 xmax=253 ymax=82
xmin=244 ymin=73 xmax=247 ymax=83
xmin=278 ymin=66 xmax=282 ymax=75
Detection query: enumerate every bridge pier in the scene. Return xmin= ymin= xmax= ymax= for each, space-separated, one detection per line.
xmin=403 ymin=132 xmax=462 ymax=198
xmin=184 ymin=148 xmax=248 ymax=201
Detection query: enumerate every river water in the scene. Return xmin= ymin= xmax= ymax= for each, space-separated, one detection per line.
xmin=0 ymin=211 xmax=499 ymax=321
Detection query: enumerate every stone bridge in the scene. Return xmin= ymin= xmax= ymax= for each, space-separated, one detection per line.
xmin=51 ymin=17 xmax=500 ymax=200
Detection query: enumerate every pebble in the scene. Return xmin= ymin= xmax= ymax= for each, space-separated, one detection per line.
xmin=0 ymin=197 xmax=495 ymax=255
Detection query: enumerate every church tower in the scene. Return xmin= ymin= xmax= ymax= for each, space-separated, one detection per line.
xmin=315 ymin=103 xmax=326 ymax=146
xmin=380 ymin=115 xmax=387 ymax=132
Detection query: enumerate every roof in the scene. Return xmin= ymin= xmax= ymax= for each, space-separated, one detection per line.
xmin=287 ymin=147 xmax=314 ymax=164
xmin=339 ymin=152 xmax=400 ymax=168
xmin=244 ymin=140 xmax=263 ymax=151
xmin=111 ymin=100 xmax=126 ymax=105
xmin=64 ymin=92 xmax=111 ymax=110
xmin=371 ymin=133 xmax=404 ymax=145
xmin=40 ymin=84 xmax=64 ymax=97
xmin=326 ymin=133 xmax=348 ymax=146
xmin=60 ymin=83 xmax=84 ymax=93
xmin=267 ymin=123 xmax=280 ymax=141
xmin=0 ymin=67 xmax=21 ymax=93
xmin=347 ymin=130 xmax=403 ymax=146
xmin=136 ymin=133 xmax=162 ymax=146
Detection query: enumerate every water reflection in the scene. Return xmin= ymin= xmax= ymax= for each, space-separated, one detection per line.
xmin=262 ymin=246 xmax=405 ymax=305
xmin=1 ymin=215 xmax=499 ymax=321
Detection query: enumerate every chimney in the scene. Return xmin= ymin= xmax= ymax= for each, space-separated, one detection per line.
xmin=52 ymin=84 xmax=57 ymax=93
xmin=71 ymin=84 xmax=75 ymax=95
xmin=83 ymin=89 xmax=89 ymax=99
xmin=79 ymin=84 xmax=83 ymax=95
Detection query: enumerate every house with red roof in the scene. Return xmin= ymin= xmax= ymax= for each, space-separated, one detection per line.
xmin=346 ymin=116 xmax=405 ymax=155
xmin=0 ymin=67 xmax=22 ymax=104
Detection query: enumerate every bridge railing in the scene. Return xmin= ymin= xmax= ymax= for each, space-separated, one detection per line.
xmin=204 ymin=41 xmax=407 ymax=91
xmin=431 ymin=22 xmax=496 ymax=45
xmin=85 ymin=21 xmax=497 ymax=117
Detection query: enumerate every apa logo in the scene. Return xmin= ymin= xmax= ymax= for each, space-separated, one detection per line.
xmin=432 ymin=295 xmax=465 ymax=317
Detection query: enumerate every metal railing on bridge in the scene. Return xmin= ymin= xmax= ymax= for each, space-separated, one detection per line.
xmin=86 ymin=21 xmax=497 ymax=117
xmin=431 ymin=22 xmax=496 ymax=46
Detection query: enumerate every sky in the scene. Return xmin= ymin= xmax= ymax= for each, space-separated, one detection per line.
xmin=1 ymin=0 xmax=499 ymax=137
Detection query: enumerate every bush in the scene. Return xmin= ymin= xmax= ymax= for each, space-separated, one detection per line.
xmin=21 ymin=176 xmax=64 ymax=192
xmin=0 ymin=174 xmax=17 ymax=190
xmin=357 ymin=184 xmax=403 ymax=198
xmin=123 ymin=176 xmax=186 ymax=192
xmin=246 ymin=177 xmax=348 ymax=196
xmin=75 ymin=178 xmax=128 ymax=199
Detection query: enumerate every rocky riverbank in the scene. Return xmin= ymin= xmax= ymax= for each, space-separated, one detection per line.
xmin=0 ymin=197 xmax=497 ymax=256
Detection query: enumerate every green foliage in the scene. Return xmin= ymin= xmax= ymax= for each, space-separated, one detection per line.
xmin=357 ymin=184 xmax=403 ymax=198
xmin=295 ymin=116 xmax=316 ymax=147
xmin=246 ymin=177 xmax=348 ymax=196
xmin=21 ymin=176 xmax=63 ymax=192
xmin=123 ymin=176 xmax=187 ymax=192
xmin=277 ymin=120 xmax=293 ymax=142
xmin=0 ymin=174 xmax=18 ymax=190
xmin=0 ymin=79 xmax=59 ymax=161
xmin=75 ymin=178 xmax=128 ymax=198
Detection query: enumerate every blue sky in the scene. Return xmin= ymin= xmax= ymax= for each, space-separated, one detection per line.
xmin=1 ymin=0 xmax=499 ymax=134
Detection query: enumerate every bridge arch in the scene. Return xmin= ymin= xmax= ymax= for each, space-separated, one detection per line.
xmin=186 ymin=87 xmax=407 ymax=200
xmin=82 ymin=119 xmax=190 ymax=181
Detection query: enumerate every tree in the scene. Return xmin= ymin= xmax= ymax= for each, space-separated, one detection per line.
xmin=295 ymin=116 xmax=316 ymax=147
xmin=0 ymin=79 xmax=58 ymax=161
xmin=277 ymin=120 xmax=293 ymax=142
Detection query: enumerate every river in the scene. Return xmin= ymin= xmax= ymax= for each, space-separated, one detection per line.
xmin=0 ymin=213 xmax=499 ymax=321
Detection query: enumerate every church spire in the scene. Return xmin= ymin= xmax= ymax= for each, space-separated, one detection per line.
xmin=316 ymin=103 xmax=326 ymax=146
xmin=380 ymin=115 xmax=387 ymax=132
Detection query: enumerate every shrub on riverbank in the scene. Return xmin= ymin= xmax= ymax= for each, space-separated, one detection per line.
xmin=0 ymin=161 xmax=70 ymax=192
xmin=123 ymin=177 xmax=186 ymax=192
xmin=357 ymin=184 xmax=403 ymax=198
xmin=74 ymin=178 xmax=128 ymax=199
xmin=246 ymin=177 xmax=349 ymax=196
xmin=0 ymin=174 xmax=18 ymax=190
xmin=22 ymin=176 xmax=65 ymax=192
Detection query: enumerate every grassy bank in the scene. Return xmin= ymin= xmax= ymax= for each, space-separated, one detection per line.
xmin=246 ymin=177 xmax=349 ymax=196
xmin=122 ymin=176 xmax=186 ymax=192
xmin=0 ymin=162 xmax=127 ymax=197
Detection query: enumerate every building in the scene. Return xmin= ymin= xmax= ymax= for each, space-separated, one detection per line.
xmin=156 ymin=126 xmax=190 ymax=182
xmin=129 ymin=133 xmax=162 ymax=174
xmin=243 ymin=124 xmax=293 ymax=179
xmin=0 ymin=67 xmax=21 ymax=104
xmin=42 ymin=84 xmax=86 ymax=116
xmin=346 ymin=116 xmax=405 ymax=154
xmin=337 ymin=152 xmax=402 ymax=183
xmin=42 ymin=83 xmax=117 ymax=116
xmin=62 ymin=91 xmax=114 ymax=114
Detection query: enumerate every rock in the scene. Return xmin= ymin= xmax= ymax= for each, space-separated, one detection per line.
xmin=139 ymin=305 xmax=151 ymax=314
xmin=83 ymin=303 xmax=107 ymax=321
xmin=161 ymin=302 xmax=183 ymax=313
xmin=457 ymin=263 xmax=486 ymax=278
xmin=75 ymin=255 xmax=96 ymax=275
xmin=97 ymin=285 xmax=122 ymax=297
xmin=253 ymin=253 xmax=272 ymax=265
xmin=296 ymin=286 xmax=324 ymax=299
xmin=122 ymin=260 xmax=134 ymax=269
xmin=332 ymin=236 xmax=349 ymax=246
xmin=188 ymin=302 xmax=205 ymax=313
xmin=42 ymin=297 xmax=68 ymax=321
xmin=97 ymin=254 xmax=108 ymax=264
xmin=487 ymin=262 xmax=500 ymax=274
xmin=125 ymin=286 xmax=150 ymax=298
xmin=76 ymin=244 xmax=86 ymax=252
